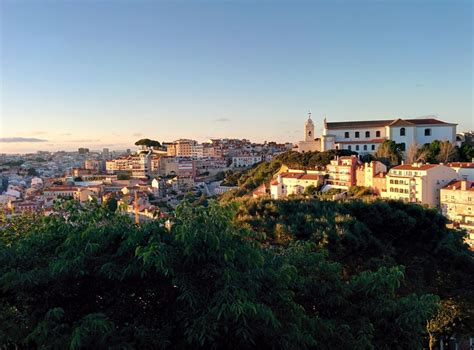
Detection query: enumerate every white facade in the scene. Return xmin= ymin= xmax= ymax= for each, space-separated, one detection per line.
xmin=270 ymin=171 xmax=323 ymax=199
xmin=440 ymin=180 xmax=474 ymax=247
xmin=319 ymin=117 xmax=457 ymax=155
xmin=381 ymin=163 xmax=460 ymax=207
xmin=232 ymin=156 xmax=262 ymax=168
xmin=447 ymin=162 xmax=474 ymax=181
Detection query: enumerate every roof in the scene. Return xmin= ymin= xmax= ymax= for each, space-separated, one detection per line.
xmin=45 ymin=186 xmax=78 ymax=191
xmin=405 ymin=118 xmax=455 ymax=125
xmin=326 ymin=118 xmax=455 ymax=130
xmin=326 ymin=120 xmax=392 ymax=129
xmin=447 ymin=162 xmax=474 ymax=169
xmin=391 ymin=164 xmax=438 ymax=171
xmin=442 ymin=180 xmax=474 ymax=191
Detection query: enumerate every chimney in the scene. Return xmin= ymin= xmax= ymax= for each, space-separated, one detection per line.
xmin=460 ymin=181 xmax=468 ymax=191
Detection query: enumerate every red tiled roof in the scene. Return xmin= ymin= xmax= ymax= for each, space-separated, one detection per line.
xmin=326 ymin=118 xmax=454 ymax=130
xmin=442 ymin=180 xmax=474 ymax=191
xmin=405 ymin=118 xmax=456 ymax=125
xmin=299 ymin=174 xmax=323 ymax=180
xmin=391 ymin=164 xmax=438 ymax=171
xmin=447 ymin=162 xmax=474 ymax=169
xmin=45 ymin=186 xmax=78 ymax=191
xmin=389 ymin=119 xmax=416 ymax=126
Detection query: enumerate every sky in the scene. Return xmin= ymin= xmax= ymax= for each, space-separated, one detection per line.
xmin=0 ymin=0 xmax=472 ymax=153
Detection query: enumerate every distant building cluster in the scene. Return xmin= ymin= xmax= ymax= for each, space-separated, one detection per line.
xmin=0 ymin=137 xmax=291 ymax=222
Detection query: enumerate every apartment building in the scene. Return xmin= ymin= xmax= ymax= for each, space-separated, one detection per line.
xmin=447 ymin=162 xmax=474 ymax=181
xmin=356 ymin=161 xmax=387 ymax=195
xmin=440 ymin=180 xmax=474 ymax=247
xmin=325 ymin=155 xmax=360 ymax=189
xmin=381 ymin=163 xmax=460 ymax=207
xmin=232 ymin=155 xmax=262 ymax=168
xmin=270 ymin=170 xmax=324 ymax=199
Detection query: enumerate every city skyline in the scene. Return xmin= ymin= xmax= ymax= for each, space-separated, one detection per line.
xmin=1 ymin=0 xmax=473 ymax=153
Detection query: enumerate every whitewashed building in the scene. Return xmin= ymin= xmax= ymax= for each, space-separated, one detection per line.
xmin=298 ymin=115 xmax=457 ymax=155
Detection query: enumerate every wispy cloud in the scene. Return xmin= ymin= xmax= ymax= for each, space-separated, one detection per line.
xmin=0 ymin=137 xmax=48 ymax=143
xmin=214 ymin=118 xmax=231 ymax=122
xmin=67 ymin=139 xmax=101 ymax=143
xmin=133 ymin=133 xmax=143 ymax=137
xmin=32 ymin=131 xmax=47 ymax=135
xmin=59 ymin=133 xmax=72 ymax=136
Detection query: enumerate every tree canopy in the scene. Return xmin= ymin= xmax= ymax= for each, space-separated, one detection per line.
xmin=0 ymin=199 xmax=447 ymax=349
xmin=134 ymin=138 xmax=161 ymax=148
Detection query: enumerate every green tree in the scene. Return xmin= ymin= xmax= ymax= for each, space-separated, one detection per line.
xmin=0 ymin=200 xmax=440 ymax=349
xmin=134 ymin=138 xmax=161 ymax=148
xmin=375 ymin=140 xmax=403 ymax=166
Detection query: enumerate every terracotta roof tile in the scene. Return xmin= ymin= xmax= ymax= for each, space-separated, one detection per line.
xmin=391 ymin=164 xmax=438 ymax=171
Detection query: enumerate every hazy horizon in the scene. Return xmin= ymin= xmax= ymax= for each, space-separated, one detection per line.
xmin=1 ymin=0 xmax=473 ymax=154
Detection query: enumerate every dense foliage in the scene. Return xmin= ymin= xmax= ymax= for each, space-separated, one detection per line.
xmin=221 ymin=150 xmax=356 ymax=201
xmin=134 ymin=138 xmax=161 ymax=148
xmin=0 ymin=200 xmax=445 ymax=349
xmin=234 ymin=198 xmax=474 ymax=346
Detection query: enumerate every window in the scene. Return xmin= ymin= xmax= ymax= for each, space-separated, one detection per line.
xmin=363 ymin=145 xmax=367 ymax=151
xmin=365 ymin=131 xmax=370 ymax=138
xmin=371 ymin=145 xmax=375 ymax=150
xmin=355 ymin=131 xmax=360 ymax=138
xmin=345 ymin=132 xmax=349 ymax=138
xmin=376 ymin=131 xmax=381 ymax=137
xmin=356 ymin=145 xmax=359 ymax=151
xmin=399 ymin=143 xmax=406 ymax=151
xmin=424 ymin=128 xmax=431 ymax=136
xmin=348 ymin=145 xmax=352 ymax=151
xmin=400 ymin=128 xmax=406 ymax=136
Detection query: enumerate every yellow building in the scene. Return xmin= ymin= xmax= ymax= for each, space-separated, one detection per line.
xmin=381 ymin=163 xmax=460 ymax=207
xmin=270 ymin=170 xmax=324 ymax=199
xmin=440 ymin=180 xmax=474 ymax=248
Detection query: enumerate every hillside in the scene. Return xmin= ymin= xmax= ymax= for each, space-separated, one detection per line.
xmin=220 ymin=149 xmax=356 ymax=201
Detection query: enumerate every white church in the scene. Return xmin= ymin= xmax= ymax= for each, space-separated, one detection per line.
xmin=297 ymin=113 xmax=457 ymax=155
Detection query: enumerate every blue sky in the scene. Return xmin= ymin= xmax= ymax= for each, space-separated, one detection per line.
xmin=1 ymin=0 xmax=472 ymax=153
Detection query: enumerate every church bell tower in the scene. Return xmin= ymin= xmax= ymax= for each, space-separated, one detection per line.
xmin=304 ymin=112 xmax=314 ymax=141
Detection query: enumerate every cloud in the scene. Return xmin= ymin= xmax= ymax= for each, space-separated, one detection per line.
xmin=214 ymin=118 xmax=231 ymax=122
xmin=59 ymin=133 xmax=72 ymax=136
xmin=415 ymin=83 xmax=424 ymax=87
xmin=133 ymin=133 xmax=143 ymax=137
xmin=0 ymin=137 xmax=48 ymax=143
xmin=67 ymin=139 xmax=101 ymax=143
xmin=32 ymin=131 xmax=47 ymax=135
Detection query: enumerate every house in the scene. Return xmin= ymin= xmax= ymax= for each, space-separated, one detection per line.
xmin=440 ymin=180 xmax=474 ymax=248
xmin=381 ymin=163 xmax=460 ymax=207
xmin=270 ymin=171 xmax=324 ymax=199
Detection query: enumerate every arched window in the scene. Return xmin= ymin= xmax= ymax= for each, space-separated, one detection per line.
xmin=400 ymin=128 xmax=406 ymax=136
xmin=348 ymin=145 xmax=352 ymax=151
